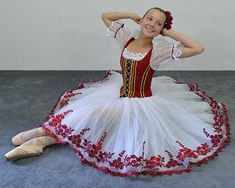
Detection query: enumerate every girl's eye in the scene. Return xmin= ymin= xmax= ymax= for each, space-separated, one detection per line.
xmin=156 ymin=22 xmax=162 ymax=26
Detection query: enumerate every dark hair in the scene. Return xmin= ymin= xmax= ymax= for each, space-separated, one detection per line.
xmin=143 ymin=7 xmax=165 ymax=17
xmin=143 ymin=7 xmax=173 ymax=30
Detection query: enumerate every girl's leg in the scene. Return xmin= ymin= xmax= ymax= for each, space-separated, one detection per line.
xmin=12 ymin=127 xmax=47 ymax=146
xmin=5 ymin=135 xmax=57 ymax=161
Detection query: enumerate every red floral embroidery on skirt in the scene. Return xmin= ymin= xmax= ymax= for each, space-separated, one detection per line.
xmin=40 ymin=71 xmax=230 ymax=177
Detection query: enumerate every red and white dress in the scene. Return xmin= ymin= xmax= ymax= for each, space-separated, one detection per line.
xmin=40 ymin=21 xmax=230 ymax=176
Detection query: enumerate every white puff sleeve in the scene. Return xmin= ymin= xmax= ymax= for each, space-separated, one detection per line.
xmin=106 ymin=21 xmax=132 ymax=49
xmin=150 ymin=37 xmax=182 ymax=70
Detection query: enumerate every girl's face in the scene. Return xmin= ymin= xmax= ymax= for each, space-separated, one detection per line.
xmin=140 ymin=9 xmax=166 ymax=38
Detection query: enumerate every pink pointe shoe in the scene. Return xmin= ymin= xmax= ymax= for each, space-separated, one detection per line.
xmin=5 ymin=136 xmax=56 ymax=161
xmin=11 ymin=127 xmax=46 ymax=146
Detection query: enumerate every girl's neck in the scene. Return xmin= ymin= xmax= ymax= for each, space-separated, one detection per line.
xmin=135 ymin=33 xmax=153 ymax=48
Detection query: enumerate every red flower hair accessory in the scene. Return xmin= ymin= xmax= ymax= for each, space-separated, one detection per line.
xmin=164 ymin=11 xmax=173 ymax=30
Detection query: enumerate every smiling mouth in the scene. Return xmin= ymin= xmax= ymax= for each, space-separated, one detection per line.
xmin=145 ymin=26 xmax=155 ymax=33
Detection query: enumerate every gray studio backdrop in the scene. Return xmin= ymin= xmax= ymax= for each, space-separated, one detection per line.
xmin=0 ymin=0 xmax=234 ymax=70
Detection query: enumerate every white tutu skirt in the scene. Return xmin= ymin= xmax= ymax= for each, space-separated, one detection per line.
xmin=40 ymin=70 xmax=230 ymax=176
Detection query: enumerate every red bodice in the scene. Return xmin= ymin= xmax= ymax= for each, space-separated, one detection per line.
xmin=120 ymin=38 xmax=155 ymax=98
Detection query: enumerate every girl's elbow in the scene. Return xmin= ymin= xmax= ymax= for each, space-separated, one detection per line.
xmin=195 ymin=46 xmax=205 ymax=54
xmin=101 ymin=13 xmax=106 ymax=20
xmin=101 ymin=13 xmax=108 ymax=21
xmin=200 ymin=46 xmax=205 ymax=53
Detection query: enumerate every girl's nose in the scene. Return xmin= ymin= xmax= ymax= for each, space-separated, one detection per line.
xmin=149 ymin=21 xmax=155 ymax=27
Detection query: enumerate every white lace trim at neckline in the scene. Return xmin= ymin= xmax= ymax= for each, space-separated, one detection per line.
xmin=122 ymin=48 xmax=147 ymax=61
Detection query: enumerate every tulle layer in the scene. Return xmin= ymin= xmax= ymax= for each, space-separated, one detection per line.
xmin=41 ymin=70 xmax=230 ymax=177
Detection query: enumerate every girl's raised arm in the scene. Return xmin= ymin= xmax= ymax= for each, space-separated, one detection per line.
xmin=101 ymin=12 xmax=141 ymax=27
xmin=162 ymin=29 xmax=205 ymax=58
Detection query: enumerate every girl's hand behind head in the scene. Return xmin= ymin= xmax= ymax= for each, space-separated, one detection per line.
xmin=161 ymin=28 xmax=169 ymax=36
xmin=129 ymin=13 xmax=141 ymax=24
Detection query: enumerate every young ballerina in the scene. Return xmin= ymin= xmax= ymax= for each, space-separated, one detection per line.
xmin=5 ymin=7 xmax=230 ymax=177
